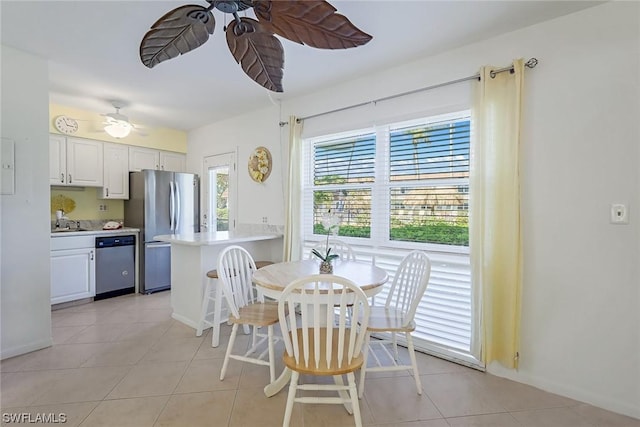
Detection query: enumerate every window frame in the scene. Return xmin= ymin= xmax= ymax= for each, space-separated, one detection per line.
xmin=303 ymin=110 xmax=471 ymax=256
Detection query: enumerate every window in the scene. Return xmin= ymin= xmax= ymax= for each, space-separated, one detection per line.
xmin=303 ymin=111 xmax=477 ymax=366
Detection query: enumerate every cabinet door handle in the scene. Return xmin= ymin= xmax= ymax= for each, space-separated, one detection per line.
xmin=68 ymin=174 xmax=72 ymax=183
xmin=90 ymin=251 xmax=94 ymax=261
xmin=106 ymin=188 xmax=109 ymax=197
xmin=60 ymin=173 xmax=64 ymax=183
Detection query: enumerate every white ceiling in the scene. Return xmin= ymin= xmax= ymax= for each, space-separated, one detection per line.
xmin=1 ymin=1 xmax=602 ymax=131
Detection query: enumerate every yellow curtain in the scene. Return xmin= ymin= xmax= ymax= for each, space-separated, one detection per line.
xmin=470 ymin=59 xmax=524 ymax=369
xmin=282 ymin=116 xmax=304 ymax=262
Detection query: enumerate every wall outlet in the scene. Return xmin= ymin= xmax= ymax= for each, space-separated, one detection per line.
xmin=262 ymin=216 xmax=268 ymax=223
xmin=98 ymin=204 xmax=108 ymax=211
xmin=610 ymin=203 xmax=628 ymax=224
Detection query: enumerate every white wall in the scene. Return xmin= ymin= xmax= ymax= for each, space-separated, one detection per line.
xmin=1 ymin=46 xmax=53 ymax=358
xmin=187 ymin=2 xmax=639 ymax=418
xmin=188 ymin=106 xmax=286 ymax=228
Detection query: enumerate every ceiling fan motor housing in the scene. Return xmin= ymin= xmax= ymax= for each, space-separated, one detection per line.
xmin=212 ymin=1 xmax=252 ymax=14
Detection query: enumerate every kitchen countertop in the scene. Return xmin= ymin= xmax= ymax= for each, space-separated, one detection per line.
xmin=50 ymin=227 xmax=140 ymax=237
xmin=154 ymin=231 xmax=282 ymax=247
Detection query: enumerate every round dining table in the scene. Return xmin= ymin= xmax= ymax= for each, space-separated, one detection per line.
xmin=252 ymin=258 xmax=389 ymax=397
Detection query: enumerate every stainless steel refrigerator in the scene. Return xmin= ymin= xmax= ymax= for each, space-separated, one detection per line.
xmin=124 ymin=170 xmax=200 ymax=293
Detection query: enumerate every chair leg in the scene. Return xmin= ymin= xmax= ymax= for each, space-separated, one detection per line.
xmin=358 ymin=332 xmax=371 ymax=399
xmin=406 ymin=332 xmax=422 ymax=395
xmin=347 ymin=372 xmax=363 ymax=427
xmin=220 ymin=323 xmax=239 ymax=381
xmin=212 ymin=279 xmax=224 ymax=347
xmin=334 ymin=375 xmax=352 ymax=414
xmin=392 ymin=332 xmax=399 ymax=361
xmin=268 ymin=325 xmax=275 ymax=383
xmin=282 ymin=371 xmax=299 ymax=427
xmin=196 ymin=282 xmax=212 ymax=337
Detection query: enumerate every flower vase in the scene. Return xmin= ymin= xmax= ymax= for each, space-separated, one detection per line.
xmin=319 ymin=261 xmax=333 ymax=274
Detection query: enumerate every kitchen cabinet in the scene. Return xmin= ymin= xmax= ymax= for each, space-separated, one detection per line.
xmin=51 ymin=235 xmax=95 ymax=304
xmin=49 ymin=135 xmax=104 ymax=187
xmin=101 ymin=142 xmax=129 ymax=199
xmin=129 ymin=146 xmax=186 ymax=172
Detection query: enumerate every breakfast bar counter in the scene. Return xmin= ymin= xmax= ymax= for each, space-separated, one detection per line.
xmin=154 ymin=231 xmax=283 ymax=333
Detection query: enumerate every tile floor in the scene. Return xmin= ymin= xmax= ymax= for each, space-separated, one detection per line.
xmin=1 ymin=291 xmax=638 ymax=426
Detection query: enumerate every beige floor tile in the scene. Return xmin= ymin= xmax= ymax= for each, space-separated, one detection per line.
xmin=237 ymin=350 xmax=286 ymax=390
xmin=51 ymin=326 xmax=88 ymax=345
xmin=302 ymin=402 xmax=371 ymax=427
xmin=17 ymin=343 xmax=105 ymax=371
xmin=174 ymin=358 xmax=241 ymax=393
xmin=422 ymin=372 xmax=505 ymax=418
xmin=97 ymin=308 xmax=143 ymax=325
xmin=571 ymin=404 xmax=640 ymax=426
xmin=33 ymin=366 xmax=131 ymax=405
xmin=1 ymin=371 xmax=61 ymax=407
xmin=52 ymin=311 xmax=103 ymax=327
xmin=161 ymin=321 xmax=203 ymax=339
xmin=0 ymin=354 xmax=30 ymax=373
xmin=367 ymin=419 xmax=450 ymax=427
xmin=470 ymin=373 xmax=578 ymax=412
xmin=81 ymin=340 xmax=154 ymax=367
xmin=1 ymin=402 xmax=99 ymax=426
xmin=511 ymin=406 xmax=596 ymax=426
xmin=79 ymin=395 xmax=169 ymax=427
xmin=362 ymin=376 xmax=443 ymax=424
xmin=446 ymin=413 xmax=521 ymax=426
xmin=229 ymin=387 xmax=303 ymax=427
xmin=155 ymin=390 xmax=235 ymax=427
xmin=115 ymin=321 xmax=172 ymax=343
xmin=140 ymin=336 xmax=203 ymax=363
xmin=65 ymin=323 xmax=131 ymax=344
xmin=106 ymin=361 xmax=188 ymax=399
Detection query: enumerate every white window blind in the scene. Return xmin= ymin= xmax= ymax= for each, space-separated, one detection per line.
xmin=302 ymin=111 xmax=479 ymax=367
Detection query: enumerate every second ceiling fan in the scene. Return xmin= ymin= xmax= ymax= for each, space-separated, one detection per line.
xmin=139 ymin=0 xmax=372 ymax=92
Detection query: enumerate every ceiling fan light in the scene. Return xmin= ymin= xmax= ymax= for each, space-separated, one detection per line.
xmin=104 ymin=120 xmax=132 ymax=138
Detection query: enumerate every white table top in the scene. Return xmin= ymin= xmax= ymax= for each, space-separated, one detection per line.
xmin=153 ymin=231 xmax=282 ymax=247
xmin=252 ymin=259 xmax=388 ymax=294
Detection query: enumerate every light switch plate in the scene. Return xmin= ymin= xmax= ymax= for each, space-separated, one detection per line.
xmin=610 ymin=203 xmax=629 ymax=224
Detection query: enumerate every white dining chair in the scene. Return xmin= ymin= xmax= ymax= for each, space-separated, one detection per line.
xmin=278 ymin=274 xmax=371 ymax=427
xmin=309 ymin=238 xmax=357 ymax=261
xmin=218 ymin=245 xmax=280 ymax=382
xmin=358 ymin=250 xmax=432 ymax=398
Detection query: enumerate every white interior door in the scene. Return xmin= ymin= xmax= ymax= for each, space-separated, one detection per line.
xmin=203 ymin=152 xmax=236 ymax=232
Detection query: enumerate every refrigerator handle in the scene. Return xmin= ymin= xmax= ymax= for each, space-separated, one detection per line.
xmin=169 ymin=181 xmax=176 ymax=232
xmin=175 ymin=181 xmax=181 ymax=232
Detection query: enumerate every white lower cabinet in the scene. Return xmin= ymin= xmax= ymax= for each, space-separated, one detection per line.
xmin=51 ymin=236 xmax=95 ymax=304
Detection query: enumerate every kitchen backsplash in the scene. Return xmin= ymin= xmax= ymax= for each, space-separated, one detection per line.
xmin=50 ymin=187 xmax=124 ymax=220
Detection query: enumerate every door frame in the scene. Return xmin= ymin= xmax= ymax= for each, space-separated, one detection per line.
xmin=203 ymin=151 xmax=237 ymax=232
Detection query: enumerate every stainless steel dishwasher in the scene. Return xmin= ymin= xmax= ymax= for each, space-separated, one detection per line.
xmin=95 ymin=235 xmax=135 ymax=300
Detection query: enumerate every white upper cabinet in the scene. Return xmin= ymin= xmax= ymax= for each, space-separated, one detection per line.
xmin=50 ymin=135 xmax=103 ymax=187
xmin=129 ymin=146 xmax=159 ymax=171
xmin=102 ymin=143 xmax=129 ymax=199
xmin=129 ymin=146 xmax=186 ymax=172
xmin=160 ymin=151 xmax=186 ymax=172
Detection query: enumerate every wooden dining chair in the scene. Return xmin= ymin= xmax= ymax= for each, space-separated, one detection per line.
xmin=218 ymin=245 xmax=280 ymax=383
xmin=196 ymin=259 xmax=273 ymax=347
xmin=278 ymin=274 xmax=371 ymax=427
xmin=309 ymin=238 xmax=357 ymax=261
xmin=358 ymin=250 xmax=432 ymax=398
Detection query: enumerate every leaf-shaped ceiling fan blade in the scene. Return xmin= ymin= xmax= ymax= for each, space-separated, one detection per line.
xmin=140 ymin=5 xmax=215 ymax=68
xmin=253 ymin=0 xmax=372 ymax=49
xmin=226 ymin=17 xmax=284 ymax=93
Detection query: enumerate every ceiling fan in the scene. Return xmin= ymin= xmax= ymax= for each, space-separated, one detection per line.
xmin=102 ymin=101 xmax=144 ymax=139
xmin=139 ymin=0 xmax=372 ymax=92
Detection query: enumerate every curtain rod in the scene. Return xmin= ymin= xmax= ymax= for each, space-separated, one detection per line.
xmin=279 ymin=57 xmax=538 ymax=126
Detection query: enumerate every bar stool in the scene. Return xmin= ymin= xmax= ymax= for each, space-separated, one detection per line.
xmin=196 ymin=260 xmax=274 ymax=347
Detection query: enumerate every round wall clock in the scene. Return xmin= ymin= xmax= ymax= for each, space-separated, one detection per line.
xmin=248 ymin=146 xmax=272 ymax=183
xmin=54 ymin=115 xmax=79 ymax=135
